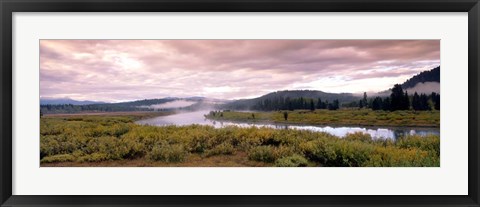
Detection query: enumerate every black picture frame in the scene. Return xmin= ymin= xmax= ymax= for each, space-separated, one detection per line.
xmin=1 ymin=0 xmax=479 ymax=206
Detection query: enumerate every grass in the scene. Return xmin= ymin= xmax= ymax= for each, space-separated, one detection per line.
xmin=206 ymin=109 xmax=440 ymax=127
xmin=40 ymin=113 xmax=440 ymax=167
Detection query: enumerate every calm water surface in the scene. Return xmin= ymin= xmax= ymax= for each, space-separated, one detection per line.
xmin=136 ymin=110 xmax=440 ymax=140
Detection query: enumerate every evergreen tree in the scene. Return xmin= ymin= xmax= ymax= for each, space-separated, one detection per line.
xmin=431 ymin=92 xmax=440 ymax=110
xmin=412 ymin=92 xmax=421 ymax=110
xmin=371 ymin=97 xmax=383 ymax=110
xmin=390 ymin=84 xmax=408 ymax=111
xmin=328 ymin=99 xmax=340 ymax=110
xmin=310 ymin=99 xmax=315 ymax=111
xmin=403 ymin=91 xmax=410 ymax=110
xmin=316 ymin=98 xmax=322 ymax=109
xmin=299 ymin=97 xmax=305 ymax=109
xmin=368 ymin=98 xmax=373 ymax=109
xmin=420 ymin=94 xmax=430 ymax=110
xmin=382 ymin=97 xmax=391 ymax=111
xmin=363 ymin=92 xmax=368 ymax=108
xmin=285 ymin=97 xmax=293 ymax=111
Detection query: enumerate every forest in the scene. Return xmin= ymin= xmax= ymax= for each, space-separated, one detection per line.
xmin=40 ymin=98 xmax=176 ymax=114
xmin=251 ymin=84 xmax=440 ymax=112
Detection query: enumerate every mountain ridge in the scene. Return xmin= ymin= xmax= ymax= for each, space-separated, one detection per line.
xmin=222 ymin=90 xmax=358 ymax=110
xmin=401 ymin=66 xmax=440 ymax=89
xmin=40 ymin=98 xmax=106 ymax=105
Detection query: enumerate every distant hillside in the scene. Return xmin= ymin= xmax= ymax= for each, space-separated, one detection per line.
xmin=41 ymin=97 xmax=179 ymax=114
xmin=116 ymin=98 xmax=177 ymax=107
xmin=376 ymin=66 xmax=440 ymax=96
xmin=401 ymin=66 xmax=440 ymax=89
xmin=222 ymin=90 xmax=358 ymax=110
xmin=40 ymin=98 xmax=106 ymax=105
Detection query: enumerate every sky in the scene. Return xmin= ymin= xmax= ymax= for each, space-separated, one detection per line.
xmin=40 ymin=40 xmax=440 ymax=102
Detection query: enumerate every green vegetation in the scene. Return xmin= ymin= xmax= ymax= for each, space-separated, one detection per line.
xmin=207 ymin=109 xmax=440 ymax=127
xmin=40 ymin=114 xmax=439 ymax=167
xmin=274 ymin=154 xmax=309 ymax=167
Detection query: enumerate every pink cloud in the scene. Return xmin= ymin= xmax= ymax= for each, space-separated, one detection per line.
xmin=40 ymin=40 xmax=439 ymax=102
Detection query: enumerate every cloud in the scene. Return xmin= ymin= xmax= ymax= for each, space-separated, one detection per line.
xmin=40 ymin=40 xmax=440 ymax=102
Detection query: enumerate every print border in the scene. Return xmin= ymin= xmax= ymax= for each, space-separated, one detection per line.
xmin=1 ymin=0 xmax=479 ymax=206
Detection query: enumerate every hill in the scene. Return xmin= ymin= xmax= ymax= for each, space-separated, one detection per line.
xmin=401 ymin=66 xmax=440 ymax=89
xmin=40 ymin=98 xmax=106 ymax=105
xmin=376 ymin=66 xmax=440 ymax=96
xmin=222 ymin=90 xmax=358 ymax=110
xmin=41 ymin=98 xmax=177 ymax=114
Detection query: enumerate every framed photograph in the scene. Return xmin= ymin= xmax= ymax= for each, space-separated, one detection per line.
xmin=1 ymin=0 xmax=479 ymax=206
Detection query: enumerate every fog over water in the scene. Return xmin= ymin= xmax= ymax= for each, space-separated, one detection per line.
xmin=136 ymin=110 xmax=440 ymax=140
xmin=141 ymin=100 xmax=197 ymax=109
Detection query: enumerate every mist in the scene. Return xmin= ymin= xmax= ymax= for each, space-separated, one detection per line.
xmin=404 ymin=82 xmax=440 ymax=94
xmin=145 ymin=100 xmax=197 ymax=109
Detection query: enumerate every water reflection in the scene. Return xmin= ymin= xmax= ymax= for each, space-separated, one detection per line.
xmin=136 ymin=110 xmax=440 ymax=140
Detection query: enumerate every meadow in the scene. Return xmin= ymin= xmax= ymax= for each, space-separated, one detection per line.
xmin=40 ymin=112 xmax=440 ymax=167
xmin=206 ymin=109 xmax=440 ymax=127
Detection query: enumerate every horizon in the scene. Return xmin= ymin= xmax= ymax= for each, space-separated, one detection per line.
xmin=39 ymin=82 xmax=438 ymax=103
xmin=40 ymin=40 xmax=440 ymax=102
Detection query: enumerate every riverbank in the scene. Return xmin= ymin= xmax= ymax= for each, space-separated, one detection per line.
xmin=205 ymin=109 xmax=440 ymax=128
xmin=40 ymin=113 xmax=440 ymax=167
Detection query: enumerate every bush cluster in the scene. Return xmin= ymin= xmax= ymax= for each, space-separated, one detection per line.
xmin=274 ymin=154 xmax=309 ymax=167
xmin=40 ymin=115 xmax=440 ymax=167
xmin=147 ymin=144 xmax=187 ymax=162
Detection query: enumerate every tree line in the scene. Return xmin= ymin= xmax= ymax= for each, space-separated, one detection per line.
xmin=40 ymin=104 xmax=156 ymax=114
xmin=252 ymin=96 xmax=340 ymax=111
xmin=347 ymin=84 xmax=440 ymax=111
xmin=40 ymin=98 xmax=175 ymax=114
xmin=252 ymin=84 xmax=439 ymax=112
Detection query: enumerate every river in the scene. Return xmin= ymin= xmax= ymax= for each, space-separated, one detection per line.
xmin=135 ymin=110 xmax=440 ymax=140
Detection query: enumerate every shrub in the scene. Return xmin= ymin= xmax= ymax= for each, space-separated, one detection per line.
xmin=344 ymin=132 xmax=373 ymax=142
xmin=81 ymin=136 xmax=123 ymax=159
xmin=72 ymin=150 xmax=85 ymax=158
xmin=119 ymin=138 xmax=146 ymax=159
xmin=39 ymin=114 xmax=440 ymax=167
xmin=332 ymin=141 xmax=374 ymax=166
xmin=108 ymin=123 xmax=131 ymax=137
xmin=78 ymin=153 xmax=109 ymax=162
xmin=40 ymin=154 xmax=75 ymax=163
xmin=300 ymin=139 xmax=337 ymax=164
xmin=204 ymin=142 xmax=235 ymax=157
xmin=274 ymin=154 xmax=309 ymax=167
xmin=301 ymin=139 xmax=375 ymax=167
xmin=363 ymin=147 xmax=438 ymax=167
xmin=248 ymin=145 xmax=294 ymax=163
xmin=275 ymin=145 xmax=295 ymax=158
xmin=186 ymin=127 xmax=215 ymax=153
xmin=248 ymin=146 xmax=277 ymax=163
xmin=147 ymin=144 xmax=188 ymax=162
xmin=396 ymin=135 xmax=440 ymax=156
